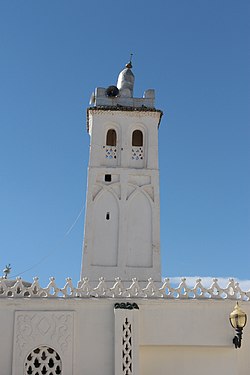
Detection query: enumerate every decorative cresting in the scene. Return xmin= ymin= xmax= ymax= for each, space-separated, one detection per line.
xmin=0 ymin=276 xmax=250 ymax=300
xmin=25 ymin=346 xmax=62 ymax=375
xmin=114 ymin=302 xmax=139 ymax=375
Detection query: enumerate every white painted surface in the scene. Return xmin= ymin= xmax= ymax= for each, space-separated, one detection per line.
xmin=81 ymin=109 xmax=162 ymax=283
xmin=12 ymin=311 xmax=74 ymax=375
xmin=0 ymin=297 xmax=249 ymax=375
xmin=140 ymin=346 xmax=238 ymax=375
xmin=90 ymin=87 xmax=155 ymax=108
xmin=3 ymin=66 xmax=249 ymax=375
xmin=91 ymin=189 xmax=119 ymax=266
xmin=127 ymin=191 xmax=152 ymax=267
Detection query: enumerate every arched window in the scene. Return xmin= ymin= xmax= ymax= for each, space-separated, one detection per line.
xmin=132 ymin=130 xmax=143 ymax=146
xmin=25 ymin=346 xmax=62 ymax=375
xmin=106 ymin=129 xmax=117 ymax=146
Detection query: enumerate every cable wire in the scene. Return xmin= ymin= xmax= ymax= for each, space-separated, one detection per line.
xmin=11 ymin=202 xmax=85 ymax=279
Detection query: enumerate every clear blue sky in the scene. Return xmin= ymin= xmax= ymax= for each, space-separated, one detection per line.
xmin=0 ymin=1 xmax=249 ymax=287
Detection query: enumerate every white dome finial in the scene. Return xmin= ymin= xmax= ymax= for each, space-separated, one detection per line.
xmin=117 ymin=54 xmax=135 ymax=97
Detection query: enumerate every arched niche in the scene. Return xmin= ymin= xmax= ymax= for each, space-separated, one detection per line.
xmin=106 ymin=128 xmax=117 ymax=146
xmin=130 ymin=127 xmax=145 ymax=168
xmin=104 ymin=128 xmax=118 ymax=166
xmin=132 ymin=129 xmax=143 ymax=146
xmin=91 ymin=189 xmax=119 ymax=266
xmin=127 ymin=191 xmax=152 ymax=267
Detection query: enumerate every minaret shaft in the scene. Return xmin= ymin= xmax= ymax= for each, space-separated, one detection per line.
xmin=81 ymin=64 xmax=163 ymax=283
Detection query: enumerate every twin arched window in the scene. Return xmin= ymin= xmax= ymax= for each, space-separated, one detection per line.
xmin=106 ymin=129 xmax=143 ymax=147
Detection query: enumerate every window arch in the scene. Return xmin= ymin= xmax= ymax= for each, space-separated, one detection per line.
xmin=132 ymin=130 xmax=143 ymax=146
xmin=24 ymin=346 xmax=62 ymax=375
xmin=106 ymin=129 xmax=117 ymax=146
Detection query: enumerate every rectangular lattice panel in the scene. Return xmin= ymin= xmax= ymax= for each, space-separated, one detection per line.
xmin=114 ymin=304 xmax=139 ymax=375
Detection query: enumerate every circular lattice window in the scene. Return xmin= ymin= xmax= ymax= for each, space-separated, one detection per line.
xmin=24 ymin=346 xmax=62 ymax=375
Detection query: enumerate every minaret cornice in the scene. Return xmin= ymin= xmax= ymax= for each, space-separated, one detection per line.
xmin=86 ymin=106 xmax=163 ymax=132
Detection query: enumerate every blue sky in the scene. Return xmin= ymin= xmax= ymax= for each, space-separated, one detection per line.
xmin=0 ymin=1 xmax=249 ymax=288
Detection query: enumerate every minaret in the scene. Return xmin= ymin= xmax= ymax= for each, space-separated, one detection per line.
xmin=81 ymin=61 xmax=163 ymax=284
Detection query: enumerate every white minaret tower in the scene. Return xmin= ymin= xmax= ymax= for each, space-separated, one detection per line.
xmin=81 ymin=60 xmax=163 ymax=284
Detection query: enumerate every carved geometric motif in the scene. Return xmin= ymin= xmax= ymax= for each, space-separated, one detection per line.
xmin=12 ymin=311 xmax=73 ymax=375
xmin=16 ymin=313 xmax=72 ymax=356
xmin=37 ymin=317 xmax=51 ymax=335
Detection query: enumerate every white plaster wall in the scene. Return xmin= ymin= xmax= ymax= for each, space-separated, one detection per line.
xmin=12 ymin=310 xmax=74 ymax=374
xmin=0 ymin=297 xmax=249 ymax=375
xmin=91 ymin=189 xmax=119 ymax=266
xmin=0 ymin=308 xmax=15 ymax=374
xmin=140 ymin=346 xmax=238 ymax=375
xmin=127 ymin=191 xmax=152 ymax=267
xmin=88 ymin=110 xmax=161 ymax=170
xmin=139 ymin=299 xmax=236 ymax=346
xmin=82 ymin=109 xmax=161 ymax=282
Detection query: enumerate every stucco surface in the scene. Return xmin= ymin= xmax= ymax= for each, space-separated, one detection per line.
xmin=0 ymin=297 xmax=249 ymax=374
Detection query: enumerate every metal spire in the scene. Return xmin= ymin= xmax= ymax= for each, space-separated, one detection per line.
xmin=126 ymin=53 xmax=133 ymax=69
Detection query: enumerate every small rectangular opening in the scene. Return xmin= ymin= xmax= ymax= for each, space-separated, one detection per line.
xmin=105 ymin=174 xmax=112 ymax=182
xmin=106 ymin=212 xmax=110 ymax=220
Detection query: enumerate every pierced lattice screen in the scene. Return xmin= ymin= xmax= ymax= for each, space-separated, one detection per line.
xmin=122 ymin=317 xmax=132 ymax=375
xmin=24 ymin=346 xmax=62 ymax=375
xmin=132 ymin=146 xmax=143 ymax=160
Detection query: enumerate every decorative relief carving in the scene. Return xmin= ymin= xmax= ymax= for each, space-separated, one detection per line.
xmin=92 ymin=185 xmax=121 ymax=202
xmin=92 ymin=185 xmax=102 ymax=201
xmin=143 ymin=186 xmax=154 ymax=201
xmin=111 ymin=184 xmax=121 ymax=200
xmin=126 ymin=183 xmax=154 ymax=202
xmin=12 ymin=310 xmax=73 ymax=375
xmin=15 ymin=312 xmax=72 ymax=357
xmin=126 ymin=186 xmax=136 ymax=201
xmin=128 ymin=175 xmax=151 ymax=187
